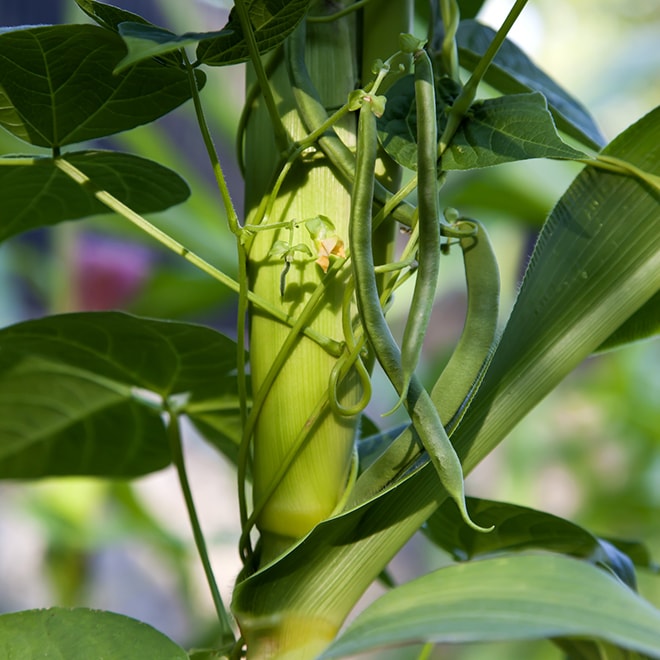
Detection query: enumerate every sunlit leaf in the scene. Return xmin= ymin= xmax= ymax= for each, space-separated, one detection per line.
xmin=197 ymin=0 xmax=312 ymax=66
xmin=321 ymin=554 xmax=660 ymax=658
xmin=0 ymin=312 xmax=238 ymax=478
xmin=455 ymin=107 xmax=660 ymax=470
xmin=0 ymin=608 xmax=187 ymax=659
xmin=0 ymin=24 xmax=205 ymax=148
xmin=0 ymin=151 xmax=189 ymax=243
xmin=378 ymin=75 xmax=583 ymax=171
xmin=442 ymin=93 xmax=586 ymax=169
xmin=449 ymin=20 xmax=606 ymax=150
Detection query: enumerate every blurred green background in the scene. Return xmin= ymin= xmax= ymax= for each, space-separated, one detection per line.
xmin=0 ymin=0 xmax=658 ymax=657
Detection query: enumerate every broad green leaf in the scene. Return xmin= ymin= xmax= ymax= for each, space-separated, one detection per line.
xmin=0 ymin=151 xmax=189 ymax=243
xmin=442 ymin=93 xmax=586 ymax=169
xmin=0 ymin=607 xmax=187 ymax=659
xmin=425 ymin=497 xmax=639 ymax=589
xmin=0 ymin=312 xmax=238 ymax=478
xmin=596 ymin=289 xmax=660 ymax=352
xmin=74 ymin=0 xmax=189 ymax=69
xmin=378 ymin=74 xmax=583 ymax=171
xmin=0 ymin=24 xmax=205 ymax=148
xmin=232 ymin=110 xmax=660 ymax=646
xmin=115 ymin=23 xmax=232 ymax=73
xmin=197 ymin=0 xmax=312 ymax=66
xmin=450 ymin=20 xmax=606 ymax=150
xmin=320 ymin=554 xmax=660 ymax=659
xmin=75 ymin=0 xmax=154 ymax=33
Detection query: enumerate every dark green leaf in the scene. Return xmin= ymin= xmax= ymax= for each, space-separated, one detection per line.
xmin=596 ymin=290 xmax=660 ymax=352
xmin=0 ymin=24 xmax=205 ymax=148
xmin=321 ymin=554 xmax=660 ymax=659
xmin=426 ymin=497 xmax=598 ymax=560
xmin=74 ymin=0 xmax=186 ymax=68
xmin=115 ymin=22 xmax=232 ymax=73
xmin=425 ymin=497 xmax=641 ymax=589
xmin=378 ymin=74 xmax=459 ymax=170
xmin=450 ymin=20 xmax=606 ymax=150
xmin=0 ymin=608 xmax=187 ymax=659
xmin=0 ymin=312 xmax=238 ymax=478
xmin=75 ymin=0 xmax=152 ymax=32
xmin=378 ymin=74 xmax=583 ymax=171
xmin=197 ymin=0 xmax=312 ymax=67
xmin=0 ymin=151 xmax=190 ymax=243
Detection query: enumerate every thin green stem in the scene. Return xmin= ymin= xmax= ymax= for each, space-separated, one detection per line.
xmin=234 ymin=0 xmax=290 ymax=155
xmin=166 ymin=410 xmax=234 ymax=643
xmin=183 ymin=51 xmax=240 ymax=235
xmin=237 ymin=46 xmax=283 ymax=177
xmin=439 ymin=0 xmax=529 ymax=153
xmin=439 ymin=0 xmax=460 ymax=81
xmin=53 ymin=157 xmax=341 ymax=354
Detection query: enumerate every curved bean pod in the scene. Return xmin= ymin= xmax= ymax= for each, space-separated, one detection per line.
xmin=432 ymin=218 xmax=501 ymax=431
xmin=350 ymin=96 xmax=491 ymax=533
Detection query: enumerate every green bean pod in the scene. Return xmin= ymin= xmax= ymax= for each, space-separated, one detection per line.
xmin=399 ymin=48 xmax=441 ymax=405
xmin=432 ymin=218 xmax=500 ymax=431
xmin=350 ymin=96 xmax=491 ymax=533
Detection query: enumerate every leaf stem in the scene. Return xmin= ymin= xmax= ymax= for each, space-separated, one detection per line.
xmin=165 ymin=410 xmax=234 ymax=644
xmin=183 ymin=51 xmax=241 ymax=235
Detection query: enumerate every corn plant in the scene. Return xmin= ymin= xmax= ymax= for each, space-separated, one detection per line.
xmin=0 ymin=0 xmax=659 ymax=658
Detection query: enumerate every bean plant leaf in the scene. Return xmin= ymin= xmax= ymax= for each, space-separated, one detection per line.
xmin=441 ymin=93 xmax=587 ymax=169
xmin=378 ymin=74 xmax=583 ymax=170
xmin=232 ymin=110 xmax=660 ymax=646
xmin=74 ymin=0 xmax=188 ymax=69
xmin=0 ymin=312 xmax=239 ymax=478
xmin=0 ymin=24 xmax=205 ymax=148
xmin=320 ymin=554 xmax=660 ymax=659
xmin=425 ymin=497 xmax=640 ymax=589
xmin=0 ymin=151 xmax=189 ymax=243
xmin=0 ymin=608 xmax=187 ymax=659
xmin=115 ymin=22 xmax=232 ymax=72
xmin=448 ymin=20 xmax=606 ymax=150
xmin=74 ymin=0 xmax=153 ymax=33
xmin=197 ymin=0 xmax=313 ymax=66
